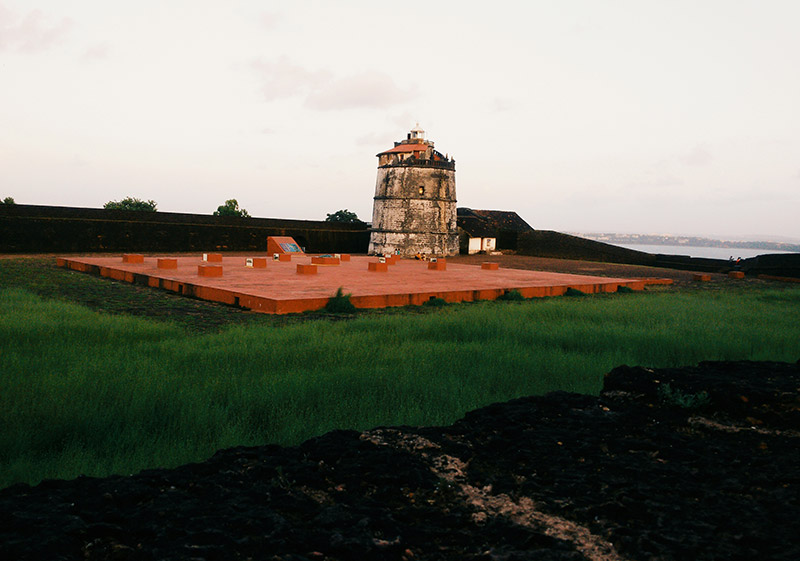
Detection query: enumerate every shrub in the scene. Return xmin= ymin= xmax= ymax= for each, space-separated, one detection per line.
xmin=617 ymin=285 xmax=635 ymax=294
xmin=324 ymin=287 xmax=356 ymax=314
xmin=423 ymin=296 xmax=447 ymax=307
xmin=498 ymin=289 xmax=525 ymax=301
xmin=658 ymin=384 xmax=711 ymax=409
xmin=565 ymin=287 xmax=586 ymax=297
xmin=214 ymin=199 xmax=250 ymax=218
xmin=325 ymin=209 xmax=361 ymax=223
xmin=1 ymin=197 xmax=15 ymax=205
xmin=103 ymin=197 xmax=157 ymax=212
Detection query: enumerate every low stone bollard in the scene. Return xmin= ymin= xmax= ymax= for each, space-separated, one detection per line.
xmin=368 ymin=262 xmax=389 ymax=272
xmin=692 ymin=274 xmax=711 ymax=282
xmin=246 ymin=257 xmax=268 ymax=268
xmin=428 ymin=261 xmax=446 ymax=271
xmin=728 ymin=271 xmax=745 ymax=279
xmin=481 ymin=262 xmax=499 ymax=270
xmin=157 ymin=258 xmax=178 ymax=269
xmin=198 ymin=265 xmax=223 ymax=277
xmin=123 ymin=254 xmax=144 ymax=264
xmin=311 ymin=256 xmax=340 ymax=266
xmin=297 ymin=264 xmax=317 ymax=275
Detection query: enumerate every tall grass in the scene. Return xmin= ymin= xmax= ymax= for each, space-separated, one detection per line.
xmin=1 ymin=286 xmax=798 ymax=488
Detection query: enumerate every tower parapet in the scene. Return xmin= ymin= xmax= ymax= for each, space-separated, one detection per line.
xmin=369 ymin=126 xmax=458 ymax=256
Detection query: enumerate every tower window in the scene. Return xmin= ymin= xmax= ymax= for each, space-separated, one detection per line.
xmin=418 ymin=186 xmax=425 ymax=195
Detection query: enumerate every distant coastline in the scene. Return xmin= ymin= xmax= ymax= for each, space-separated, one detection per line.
xmin=573 ymin=233 xmax=800 ymax=255
xmin=614 ymin=243 xmax=791 ymax=260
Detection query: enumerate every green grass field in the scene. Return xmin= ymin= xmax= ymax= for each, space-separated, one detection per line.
xmin=1 ymin=258 xmax=799 ymax=489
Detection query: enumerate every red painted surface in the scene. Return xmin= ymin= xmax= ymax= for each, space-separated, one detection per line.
xmin=198 ymin=265 xmax=223 ymax=277
xmin=297 ymin=264 xmax=318 ymax=275
xmin=728 ymin=271 xmax=745 ymax=279
xmin=250 ymin=258 xmax=268 ymax=269
xmin=481 ymin=262 xmax=499 ymax=270
xmin=205 ymin=253 xmax=223 ymax=263
xmin=368 ymin=262 xmax=389 ymax=272
xmin=157 ymin=258 xmax=178 ymax=269
xmin=311 ymin=256 xmax=340 ymax=266
xmin=693 ymin=274 xmax=712 ymax=282
xmin=268 ymin=236 xmax=303 ymax=255
xmin=378 ymin=143 xmax=428 ymax=155
xmin=339 ymin=254 xmax=351 ymax=262
xmin=428 ymin=261 xmax=446 ymax=271
xmin=123 ymin=254 xmax=144 ymax=264
xmin=57 ymin=255 xmax=673 ymax=315
xmin=278 ymin=253 xmax=292 ymax=262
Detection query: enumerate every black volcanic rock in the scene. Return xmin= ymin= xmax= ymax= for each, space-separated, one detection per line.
xmin=2 ymin=361 xmax=799 ymax=560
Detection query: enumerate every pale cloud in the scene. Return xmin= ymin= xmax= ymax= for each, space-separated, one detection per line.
xmin=305 ymin=71 xmax=417 ymax=111
xmin=680 ymin=145 xmax=713 ymax=166
xmin=251 ymin=58 xmax=416 ymax=111
xmin=355 ymin=131 xmax=395 ymax=147
xmin=250 ymin=56 xmax=330 ymax=101
xmin=0 ymin=6 xmax=72 ymax=53
xmin=260 ymin=12 xmax=282 ymax=30
xmin=81 ymin=42 xmax=110 ymax=61
xmin=491 ymin=97 xmax=516 ymax=112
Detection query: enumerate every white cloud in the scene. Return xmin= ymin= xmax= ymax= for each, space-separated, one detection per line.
xmin=81 ymin=42 xmax=110 ymax=61
xmin=680 ymin=145 xmax=713 ymax=166
xmin=305 ymin=71 xmax=417 ymax=111
xmin=0 ymin=6 xmax=72 ymax=53
xmin=250 ymin=56 xmax=330 ymax=101
xmin=259 ymin=12 xmax=281 ymax=30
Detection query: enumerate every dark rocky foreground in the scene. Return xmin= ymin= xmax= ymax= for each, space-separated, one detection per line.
xmin=2 ymin=361 xmax=799 ymax=561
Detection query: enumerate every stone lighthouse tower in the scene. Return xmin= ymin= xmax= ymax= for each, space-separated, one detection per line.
xmin=368 ymin=125 xmax=458 ymax=256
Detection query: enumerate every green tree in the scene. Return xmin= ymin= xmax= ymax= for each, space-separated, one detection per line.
xmin=1 ymin=196 xmax=15 ymax=205
xmin=214 ymin=199 xmax=250 ymax=218
xmin=103 ymin=197 xmax=157 ymax=212
xmin=325 ymin=209 xmax=361 ymax=223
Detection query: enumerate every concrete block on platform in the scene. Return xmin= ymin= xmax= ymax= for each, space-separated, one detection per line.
xmin=198 ymin=265 xmax=223 ymax=277
xmin=428 ymin=261 xmax=447 ymax=271
xmin=728 ymin=271 xmax=745 ymax=279
xmin=278 ymin=253 xmax=293 ymax=262
xmin=203 ymin=253 xmax=223 ymax=263
xmin=297 ymin=264 xmax=318 ymax=275
xmin=247 ymin=257 xmax=268 ymax=268
xmin=312 ymin=256 xmax=340 ymax=266
xmin=123 ymin=254 xmax=144 ymax=264
xmin=693 ymin=274 xmax=712 ymax=282
xmin=157 ymin=258 xmax=178 ymax=269
xmin=368 ymin=262 xmax=389 ymax=272
xmin=481 ymin=262 xmax=499 ymax=270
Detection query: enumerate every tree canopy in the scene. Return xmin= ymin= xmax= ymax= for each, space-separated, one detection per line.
xmin=325 ymin=209 xmax=361 ymax=223
xmin=1 ymin=197 xmax=15 ymax=205
xmin=103 ymin=197 xmax=157 ymax=212
xmin=214 ymin=199 xmax=250 ymax=218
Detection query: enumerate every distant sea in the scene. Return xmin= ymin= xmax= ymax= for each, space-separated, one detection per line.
xmin=618 ymin=244 xmax=796 ymax=260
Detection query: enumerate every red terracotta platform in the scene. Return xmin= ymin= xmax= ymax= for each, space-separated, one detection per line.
xmin=57 ymin=255 xmax=673 ymax=314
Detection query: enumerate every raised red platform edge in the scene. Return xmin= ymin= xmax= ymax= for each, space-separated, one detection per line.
xmin=56 ymin=255 xmax=673 ymax=315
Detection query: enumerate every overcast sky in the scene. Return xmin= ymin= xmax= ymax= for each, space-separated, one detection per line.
xmin=2 ymin=1 xmax=799 ymax=241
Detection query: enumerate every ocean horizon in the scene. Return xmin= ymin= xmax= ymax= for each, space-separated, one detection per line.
xmin=618 ymin=243 xmax=796 ymax=260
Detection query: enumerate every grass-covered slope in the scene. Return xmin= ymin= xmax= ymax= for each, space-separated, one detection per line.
xmin=1 ymin=258 xmax=798 ymax=489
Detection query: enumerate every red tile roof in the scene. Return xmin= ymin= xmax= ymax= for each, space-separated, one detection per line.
xmin=377 ymin=143 xmax=428 ymax=156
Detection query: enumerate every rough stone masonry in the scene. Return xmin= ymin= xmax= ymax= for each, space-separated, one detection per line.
xmin=369 ymin=125 xmax=459 ymax=257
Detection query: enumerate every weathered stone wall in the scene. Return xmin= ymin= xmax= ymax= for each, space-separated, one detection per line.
xmin=0 ymin=204 xmax=370 ymax=254
xmin=369 ymin=165 xmax=458 ymax=256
